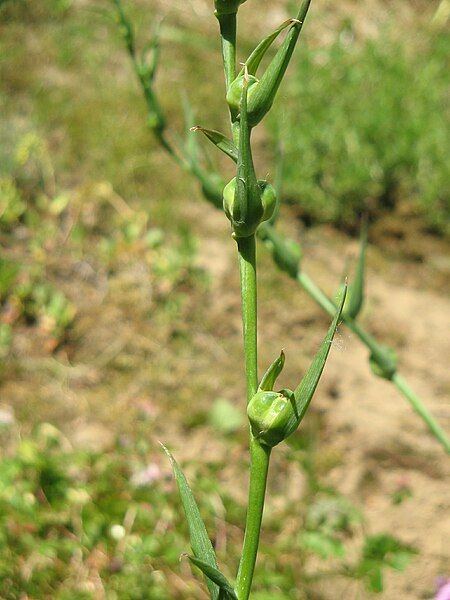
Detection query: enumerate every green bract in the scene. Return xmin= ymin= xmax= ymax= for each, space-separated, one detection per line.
xmin=223 ymin=177 xmax=277 ymax=238
xmin=247 ymin=389 xmax=298 ymax=448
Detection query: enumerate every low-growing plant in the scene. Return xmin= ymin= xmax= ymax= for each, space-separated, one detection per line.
xmin=109 ymin=0 xmax=448 ymax=598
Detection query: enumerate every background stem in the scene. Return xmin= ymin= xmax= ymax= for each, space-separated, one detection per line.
xmin=393 ymin=374 xmax=450 ymax=454
xmin=298 ymin=271 xmax=450 ymax=453
xmin=236 ymin=438 xmax=271 ymax=600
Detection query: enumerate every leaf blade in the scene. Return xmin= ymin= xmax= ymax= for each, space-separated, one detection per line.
xmin=191 ymin=127 xmax=238 ymax=163
xmin=293 ymin=286 xmax=347 ymax=420
xmin=187 ymin=555 xmax=238 ymax=600
xmin=162 ymin=444 xmax=219 ymax=600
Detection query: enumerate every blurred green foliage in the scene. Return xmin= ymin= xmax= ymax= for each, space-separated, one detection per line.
xmin=271 ymin=24 xmax=450 ymax=235
xmin=0 ymin=419 xmax=416 ymax=599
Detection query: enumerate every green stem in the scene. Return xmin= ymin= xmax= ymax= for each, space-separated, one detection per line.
xmin=236 ymin=438 xmax=271 ymax=600
xmin=297 ymin=271 xmax=450 ymax=454
xmin=393 ymin=374 xmax=450 ymax=455
xmin=235 ymin=234 xmax=271 ymax=599
xmin=217 ymin=12 xmax=237 ymax=91
xmin=237 ymin=235 xmax=258 ymax=403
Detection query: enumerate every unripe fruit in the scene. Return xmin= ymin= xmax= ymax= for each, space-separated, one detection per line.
xmin=226 ymin=74 xmax=259 ymax=118
xmin=247 ymin=389 xmax=298 ymax=448
xmin=223 ymin=177 xmax=277 ymax=237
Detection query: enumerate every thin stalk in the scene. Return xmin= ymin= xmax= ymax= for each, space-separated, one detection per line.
xmin=217 ymin=12 xmax=237 ymax=91
xmin=237 ymin=235 xmax=259 ymax=402
xmin=235 ymin=235 xmax=271 ymax=598
xmin=393 ymin=374 xmax=450 ymax=454
xmin=236 ymin=438 xmax=271 ymax=600
xmin=298 ymin=271 xmax=450 ymax=454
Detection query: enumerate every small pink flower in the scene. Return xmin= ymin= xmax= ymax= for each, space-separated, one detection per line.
xmin=436 ymin=578 xmax=450 ymax=600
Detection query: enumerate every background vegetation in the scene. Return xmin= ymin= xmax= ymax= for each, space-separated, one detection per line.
xmin=1 ymin=0 xmax=449 ymax=598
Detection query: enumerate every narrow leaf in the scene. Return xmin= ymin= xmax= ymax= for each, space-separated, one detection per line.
xmin=187 ymin=556 xmax=238 ymax=600
xmin=241 ymin=19 xmax=299 ymax=76
xmin=294 ymin=285 xmax=347 ymax=420
xmin=162 ymin=445 xmax=219 ymax=600
xmin=258 ymin=350 xmax=285 ymax=392
xmin=191 ymin=127 xmax=238 ymax=163
xmin=247 ymin=0 xmax=312 ymax=125
xmin=345 ymin=218 xmax=368 ymax=320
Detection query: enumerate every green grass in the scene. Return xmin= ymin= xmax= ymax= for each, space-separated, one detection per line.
xmin=270 ymin=23 xmax=450 ymax=235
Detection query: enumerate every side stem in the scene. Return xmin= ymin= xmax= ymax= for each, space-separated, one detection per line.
xmin=393 ymin=374 xmax=450 ymax=454
xmin=298 ymin=270 xmax=450 ymax=454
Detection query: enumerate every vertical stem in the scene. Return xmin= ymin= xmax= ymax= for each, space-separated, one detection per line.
xmin=393 ymin=374 xmax=450 ymax=455
xmin=235 ymin=235 xmax=270 ymax=599
xmin=237 ymin=235 xmax=258 ymax=403
xmin=236 ymin=438 xmax=271 ymax=600
xmin=217 ymin=13 xmax=237 ymax=91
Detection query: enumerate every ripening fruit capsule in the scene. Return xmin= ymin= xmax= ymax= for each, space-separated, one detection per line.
xmin=223 ymin=177 xmax=277 ymax=238
xmin=226 ymin=74 xmax=259 ymax=119
xmin=247 ymin=389 xmax=299 ymax=448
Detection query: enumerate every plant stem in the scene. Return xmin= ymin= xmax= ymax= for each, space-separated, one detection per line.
xmin=393 ymin=374 xmax=450 ymax=455
xmin=236 ymin=438 xmax=271 ymax=600
xmin=237 ymin=235 xmax=258 ymax=403
xmin=217 ymin=12 xmax=237 ymax=91
xmin=235 ymin=234 xmax=271 ymax=599
xmin=298 ymin=270 xmax=450 ymax=454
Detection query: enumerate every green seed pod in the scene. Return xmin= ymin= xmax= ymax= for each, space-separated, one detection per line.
xmin=214 ymin=0 xmax=247 ymax=16
xmin=226 ymin=74 xmax=259 ymax=120
xmin=369 ymin=344 xmax=397 ymax=381
xmin=223 ymin=178 xmax=277 ymax=237
xmin=259 ymin=224 xmax=302 ymax=279
xmin=247 ymin=389 xmax=299 ymax=448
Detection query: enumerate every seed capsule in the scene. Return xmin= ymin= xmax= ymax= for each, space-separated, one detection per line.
xmin=247 ymin=389 xmax=299 ymax=448
xmin=226 ymin=74 xmax=259 ymax=120
xmin=223 ymin=177 xmax=277 ymax=238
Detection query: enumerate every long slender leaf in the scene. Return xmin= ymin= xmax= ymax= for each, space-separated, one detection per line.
xmin=187 ymin=556 xmax=238 ymax=600
xmin=162 ymin=444 xmax=219 ymax=600
xmin=241 ymin=19 xmax=299 ymax=76
xmin=293 ymin=286 xmax=347 ymax=420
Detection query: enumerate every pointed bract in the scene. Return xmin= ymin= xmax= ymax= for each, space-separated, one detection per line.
xmin=258 ymin=350 xmax=285 ymax=392
xmin=345 ymin=219 xmax=368 ymax=320
xmin=191 ymin=127 xmax=238 ymax=163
